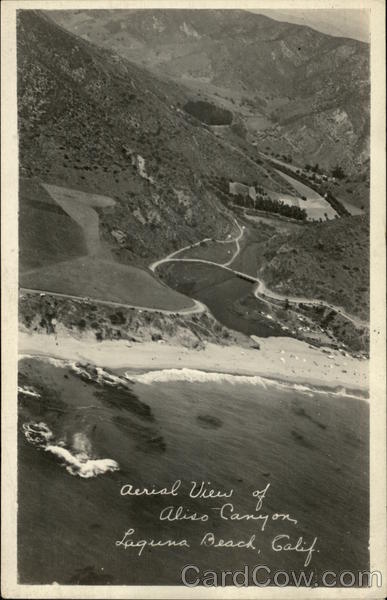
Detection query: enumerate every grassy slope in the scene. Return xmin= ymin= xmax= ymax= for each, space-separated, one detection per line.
xmin=19 ymin=179 xmax=87 ymax=271
xmin=20 ymin=257 xmax=193 ymax=310
xmin=259 ymin=215 xmax=369 ymax=319
xmin=19 ymin=179 xmax=193 ymax=310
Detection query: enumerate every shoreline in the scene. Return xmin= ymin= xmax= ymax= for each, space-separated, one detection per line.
xmin=18 ymin=329 xmax=369 ymax=395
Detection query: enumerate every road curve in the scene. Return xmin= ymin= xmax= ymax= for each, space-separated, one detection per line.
xmin=150 ymin=217 xmax=244 ymax=273
xmin=19 ymin=287 xmax=207 ymax=316
xmin=20 ymin=219 xmax=367 ymax=329
xmin=150 ymin=226 xmax=368 ymax=330
xmin=253 ymin=280 xmax=369 ymax=329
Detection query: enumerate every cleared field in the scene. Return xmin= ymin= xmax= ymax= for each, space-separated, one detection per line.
xmin=20 ymin=180 xmax=195 ymax=311
xmin=178 ymin=239 xmax=237 ymax=264
xmin=42 ymin=183 xmax=115 ymax=256
xmin=276 ymin=170 xmax=337 ymax=221
xmin=242 ymin=211 xmax=303 ymax=232
xmin=20 ymin=257 xmax=194 ymax=311
xmin=270 ymin=191 xmax=300 ymax=209
xmin=19 ymin=179 xmax=87 ymax=271
xmin=42 ymin=183 xmax=115 ymax=208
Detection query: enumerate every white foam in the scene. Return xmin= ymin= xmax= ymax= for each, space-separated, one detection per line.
xmin=95 ymin=366 xmax=128 ymax=386
xmin=18 ymin=385 xmax=41 ymax=398
xmin=22 ymin=421 xmax=119 ymax=478
xmin=19 ymin=355 xmax=128 ymax=387
xmin=72 ymin=432 xmax=92 ymax=455
xmin=45 ymin=444 xmax=119 ymax=478
xmin=22 ymin=421 xmax=54 ymax=445
xmin=129 ymin=368 xmax=368 ymax=402
xmin=129 ymin=368 xmax=268 ymax=388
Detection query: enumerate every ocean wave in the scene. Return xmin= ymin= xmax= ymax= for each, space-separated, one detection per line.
xmin=19 ymin=354 xmax=129 ymax=387
xmin=45 ymin=445 xmax=119 ymax=478
xmin=71 ymin=363 xmax=129 ymax=387
xmin=129 ymin=368 xmax=268 ymax=388
xmin=22 ymin=422 xmax=119 ymax=478
xmin=18 ymin=385 xmax=41 ymax=398
xmin=129 ymin=368 xmax=368 ymax=401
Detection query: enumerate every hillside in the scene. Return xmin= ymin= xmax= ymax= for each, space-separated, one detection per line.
xmin=18 ymin=10 xmax=289 ymax=270
xmin=48 ymin=9 xmax=370 ymax=176
xmin=259 ymin=214 xmax=369 ymax=320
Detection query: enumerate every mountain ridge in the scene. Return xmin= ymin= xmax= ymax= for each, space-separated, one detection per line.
xmin=18 ymin=10 xmax=291 ymax=265
xmin=47 ymin=8 xmax=369 ymax=175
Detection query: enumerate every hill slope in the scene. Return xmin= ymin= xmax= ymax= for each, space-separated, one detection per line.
xmin=18 ymin=10 xmax=288 ymax=267
xmin=259 ymin=214 xmax=369 ymax=320
xmin=48 ymin=9 xmax=370 ymax=175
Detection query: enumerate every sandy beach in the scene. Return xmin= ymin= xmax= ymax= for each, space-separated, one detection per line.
xmin=19 ymin=328 xmax=368 ymax=394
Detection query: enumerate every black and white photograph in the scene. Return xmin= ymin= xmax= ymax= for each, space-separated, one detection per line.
xmin=1 ymin=0 xmax=386 ymax=597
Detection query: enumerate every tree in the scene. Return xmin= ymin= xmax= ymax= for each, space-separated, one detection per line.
xmin=331 ymin=165 xmax=346 ymax=179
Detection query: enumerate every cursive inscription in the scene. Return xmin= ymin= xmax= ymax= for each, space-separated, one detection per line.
xmin=120 ymin=480 xmax=181 ymax=497
xmin=116 ymin=528 xmax=190 ymax=556
xmin=116 ymin=480 xmax=319 ymax=567
xmin=271 ymin=535 xmax=318 ymax=567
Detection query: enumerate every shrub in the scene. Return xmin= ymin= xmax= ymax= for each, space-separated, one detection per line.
xmin=183 ymin=100 xmax=233 ymax=126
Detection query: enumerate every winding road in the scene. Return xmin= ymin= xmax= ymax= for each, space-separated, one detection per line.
xmin=253 ymin=279 xmax=369 ymax=329
xmin=151 ymin=218 xmax=368 ymax=330
xmin=19 ymin=288 xmax=207 ymax=316
xmin=149 ymin=217 xmax=244 ymax=272
xmin=21 ymin=214 xmax=367 ymax=329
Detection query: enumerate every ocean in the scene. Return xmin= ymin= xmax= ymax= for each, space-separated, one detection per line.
xmin=18 ymin=357 xmax=369 ymax=585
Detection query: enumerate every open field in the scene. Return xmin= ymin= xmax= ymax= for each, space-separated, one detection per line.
xmin=20 ymin=257 xmax=195 ymax=311
xmin=19 ymin=179 xmax=88 ymax=271
xmin=42 ymin=183 xmax=113 ymax=256
xmin=260 ymin=154 xmax=369 ymax=215
xmin=231 ymin=224 xmax=274 ymax=277
xmin=20 ymin=179 xmax=195 ymax=311
xmin=42 ymin=183 xmax=116 ymax=208
xmin=177 ymin=238 xmax=237 ymax=264
xmin=239 ymin=209 xmax=304 ymax=232
xmin=276 ymin=170 xmax=338 ymax=221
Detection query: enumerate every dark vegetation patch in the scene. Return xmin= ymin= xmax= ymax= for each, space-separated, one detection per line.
xmin=232 ymin=192 xmax=307 ymax=221
xmin=210 ymin=175 xmax=306 ymax=220
xmin=183 ymin=100 xmax=233 ymax=126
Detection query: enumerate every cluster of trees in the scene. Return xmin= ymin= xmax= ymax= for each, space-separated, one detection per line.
xmin=331 ymin=165 xmax=346 ymax=179
xmin=305 ymin=163 xmax=320 ymax=173
xmin=305 ymin=163 xmax=347 ymax=180
xmin=233 ymin=193 xmax=307 ymax=221
xmin=183 ymin=100 xmax=233 ymax=126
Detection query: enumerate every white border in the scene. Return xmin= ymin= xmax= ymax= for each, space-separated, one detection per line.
xmin=1 ymin=1 xmax=386 ymax=598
